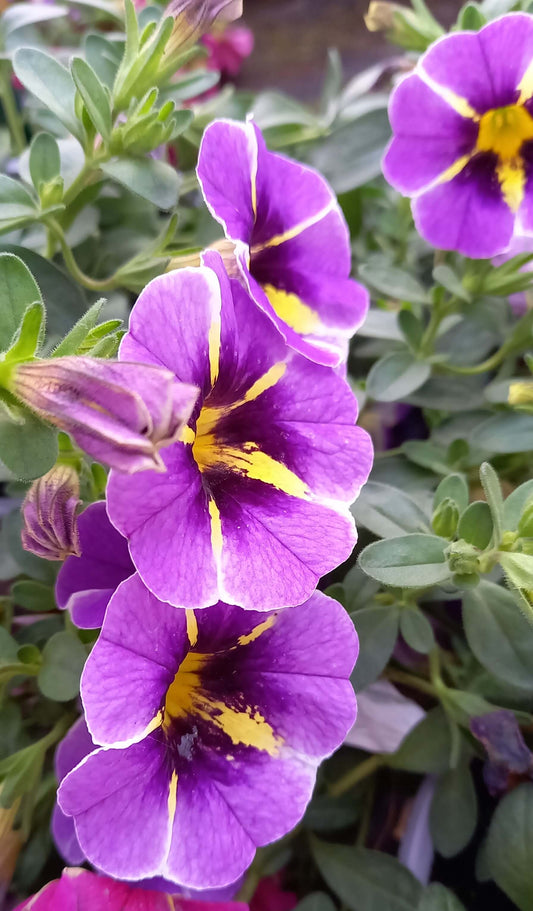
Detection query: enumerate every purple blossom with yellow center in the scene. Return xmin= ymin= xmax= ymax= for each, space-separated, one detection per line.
xmin=21 ymin=465 xmax=80 ymax=561
xmin=11 ymin=357 xmax=199 ymax=474
xmin=106 ymin=251 xmax=373 ymax=611
xmin=57 ymin=574 xmax=357 ymax=889
xmin=196 ymin=120 xmax=369 ymax=367
xmin=383 ymin=13 xmax=533 ymax=257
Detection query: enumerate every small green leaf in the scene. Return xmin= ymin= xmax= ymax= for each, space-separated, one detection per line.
xmin=311 ymin=839 xmax=423 ymax=911
xmin=350 ymin=604 xmax=400 ymax=691
xmin=399 ymin=606 xmax=435 ymax=653
xmin=500 ymin=552 xmax=533 ymax=591
xmin=419 ymin=883 xmax=467 ymax=911
xmin=359 ymin=534 xmax=452 ymax=587
xmin=457 ymin=3 xmax=487 ymax=31
xmin=457 ymin=501 xmax=493 ymax=550
xmin=101 ymin=157 xmax=181 ymax=209
xmin=504 ymin=480 xmax=533 ymax=530
xmin=359 ymin=261 xmax=429 ymax=303
xmin=71 ymin=57 xmax=112 ymax=142
xmin=433 ymin=264 xmax=471 ymax=302
xmin=5 ymin=302 xmax=45 ymax=361
xmin=352 ymin=481 xmax=430 ymax=539
xmin=430 ymin=762 xmax=477 ymax=857
xmin=29 ymin=133 xmax=61 ymax=191
xmin=37 ymin=631 xmax=86 ymax=702
xmin=485 ymin=783 xmax=533 ymax=911
xmin=475 ymin=413 xmax=533 ymax=454
xmin=53 ymin=299 xmax=106 ymax=357
xmin=367 ymin=351 xmax=431 ymax=402
xmin=11 ymin=581 xmax=56 ymax=614
xmin=462 ymin=581 xmax=533 ymax=688
xmin=433 ymin=473 xmax=469 ymax=514
xmin=0 ymin=254 xmax=42 ymax=353
xmin=479 ymin=461 xmax=504 ymax=544
xmin=13 ymin=48 xmax=83 ymax=142
xmin=390 ymin=707 xmax=453 ymax=774
xmin=0 ymin=405 xmax=58 ymax=481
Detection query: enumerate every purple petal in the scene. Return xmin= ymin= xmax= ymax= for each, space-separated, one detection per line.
xmin=398 ymin=776 xmax=436 ymax=885
xmin=345 ymin=680 xmax=425 ymax=754
xmin=55 ymin=501 xmax=134 ymax=629
xmin=412 ymin=154 xmax=515 ymax=257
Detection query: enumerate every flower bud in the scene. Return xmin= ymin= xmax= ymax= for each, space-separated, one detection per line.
xmin=163 ymin=0 xmax=243 ymax=61
xmin=446 ymin=540 xmax=480 ymax=576
xmin=11 ymin=357 xmax=199 ymax=474
xmin=509 ymin=381 xmax=533 ymax=408
xmin=21 ymin=465 xmax=81 ymax=561
xmin=431 ymin=497 xmax=459 ymax=539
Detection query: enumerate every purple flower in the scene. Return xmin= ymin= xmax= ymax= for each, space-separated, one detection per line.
xmin=202 ymin=25 xmax=254 ymax=80
xmin=470 ymin=709 xmax=533 ymax=795
xmin=52 ymin=717 xmax=242 ymax=902
xmin=164 ymin=0 xmax=243 ymax=58
xmin=398 ymin=776 xmax=435 ymax=885
xmin=13 ymin=867 xmax=248 ymax=910
xmin=21 ymin=465 xmax=80 ymax=561
xmin=345 ymin=680 xmax=425 ymax=754
xmin=106 ymin=252 xmax=373 ymax=611
xmin=197 ymin=120 xmax=369 ymax=367
xmin=56 ymin=502 xmax=133 ymax=629
xmin=58 ymin=575 xmax=357 ymax=888
xmin=383 ymin=13 xmax=533 ymax=257
xmin=11 ymin=357 xmax=199 ymax=474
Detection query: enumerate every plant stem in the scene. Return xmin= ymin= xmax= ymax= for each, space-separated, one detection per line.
xmin=438 ymin=346 xmax=510 ymax=375
xmin=329 ymin=753 xmax=383 ymax=798
xmin=385 ymin=668 xmax=437 ymax=698
xmin=46 ymin=220 xmax=118 ymax=292
xmin=0 ymin=72 xmax=25 ymax=155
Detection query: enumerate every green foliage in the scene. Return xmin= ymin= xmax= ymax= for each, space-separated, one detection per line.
xmin=485 ymin=784 xmax=533 ymax=910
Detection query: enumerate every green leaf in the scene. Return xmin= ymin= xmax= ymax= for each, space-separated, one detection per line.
xmin=0 ymin=741 xmax=45 ymax=808
xmin=352 ymin=481 xmax=430 ymax=539
xmin=0 ymin=253 xmax=42 ymax=353
xmin=399 ymin=607 xmax=435 ymax=653
xmin=294 ymin=894 xmax=336 ymax=911
xmin=462 ymin=581 xmax=533 ymax=688
xmin=0 ymin=246 xmax=86 ymax=345
xmin=304 ymin=793 xmax=361 ymax=833
xmin=0 ymin=405 xmax=58 ymax=481
xmin=5 ymin=303 xmax=45 ymax=361
xmin=433 ymin=474 xmax=469 ymax=513
xmin=29 ymin=133 xmax=61 ymax=191
xmin=430 ymin=763 xmax=477 ymax=857
xmin=433 ymin=264 xmax=471 ymax=302
xmin=37 ymin=631 xmax=86 ymax=702
xmin=442 ymin=688 xmax=496 ymax=728
xmin=0 ymin=628 xmax=18 ymax=662
xmin=419 ymin=883 xmax=467 ymax=911
xmin=13 ymin=48 xmax=83 ymax=142
xmin=312 ymin=840 xmax=423 ymax=911
xmin=359 ymin=534 xmax=452 ymax=587
xmin=500 ymin=552 xmax=533 ymax=591
xmin=367 ymin=351 xmax=431 ymax=403
xmin=350 ymin=604 xmax=400 ymax=691
xmin=504 ymin=480 xmax=533 ymax=531
xmin=457 ymin=3 xmax=487 ymax=30
xmin=359 ymin=261 xmax=429 ymax=303
xmin=479 ymin=461 xmax=504 ymax=543
xmin=390 ymin=707 xmax=453 ymax=774
xmin=11 ymin=581 xmax=56 ymax=614
xmin=475 ymin=413 xmax=533 ymax=454
xmin=485 ymin=783 xmax=533 ymax=911
xmin=53 ymin=298 xmax=105 ymax=357
xmin=71 ymin=57 xmax=112 ymax=142
xmin=101 ymin=157 xmax=181 ymax=210
xmin=457 ymin=501 xmax=493 ymax=549
xmin=343 ymin=564 xmax=380 ymax=611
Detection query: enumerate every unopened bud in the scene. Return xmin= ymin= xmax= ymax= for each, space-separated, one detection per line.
xmin=432 ymin=497 xmax=459 ymax=539
xmin=509 ymin=381 xmax=533 ymax=407
xmin=446 ymin=540 xmax=480 ymax=576
xmin=11 ymin=356 xmax=199 ymax=474
xmin=518 ymin=499 xmax=533 ymax=538
xmin=21 ymin=465 xmax=80 ymax=561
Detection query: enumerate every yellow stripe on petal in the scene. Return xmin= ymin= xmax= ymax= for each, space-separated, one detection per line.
xmin=252 ymin=202 xmax=335 ymax=253
xmin=208 ymin=702 xmax=282 ymax=756
xmin=186 ymin=609 xmax=198 ymax=647
xmin=168 ymin=771 xmax=178 ymax=826
xmin=436 ymin=154 xmax=472 ymax=185
xmin=209 ymin=498 xmax=223 ymax=562
xmin=209 ymin=443 xmax=308 ymax=498
xmin=518 ymin=60 xmax=533 ymax=105
xmin=263 ymin=285 xmax=320 ymax=334
xmin=239 ymin=362 xmax=287 ymax=405
xmin=237 ymin=614 xmax=277 ymax=646
xmin=497 ymin=160 xmax=527 ymax=212
xmin=141 ymin=711 xmax=163 ymax=738
xmin=208 ymin=316 xmax=221 ymax=386
xmin=420 ymin=71 xmax=478 ymax=120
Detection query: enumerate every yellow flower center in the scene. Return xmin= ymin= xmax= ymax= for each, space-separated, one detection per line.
xmin=477 ymin=104 xmax=533 ymax=160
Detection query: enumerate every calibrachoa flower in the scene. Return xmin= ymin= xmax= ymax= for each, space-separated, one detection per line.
xmin=197 ymin=120 xmax=369 ymax=367
xmin=106 ymin=252 xmax=373 ymax=610
xmin=10 ymin=357 xmax=198 ymax=474
xmin=56 ymin=502 xmax=133 ymax=629
xmin=202 ymin=25 xmax=254 ymax=80
xmin=21 ymin=465 xmax=80 ymax=561
xmin=164 ymin=0 xmax=243 ymax=59
xmin=383 ymin=13 xmax=533 ymax=257
xmin=58 ymin=576 xmax=357 ymax=888
xmin=14 ymin=867 xmax=248 ymax=910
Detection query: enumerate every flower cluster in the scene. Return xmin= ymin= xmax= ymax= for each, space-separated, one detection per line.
xmin=18 ymin=117 xmax=373 ymax=893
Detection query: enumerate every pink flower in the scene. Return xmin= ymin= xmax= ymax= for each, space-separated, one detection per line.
xmin=250 ymin=875 xmax=298 ymax=911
